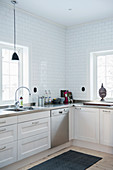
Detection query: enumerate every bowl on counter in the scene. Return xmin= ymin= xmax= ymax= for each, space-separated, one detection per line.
xmin=60 ymin=97 xmax=65 ymax=104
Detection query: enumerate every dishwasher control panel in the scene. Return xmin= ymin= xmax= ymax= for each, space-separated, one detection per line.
xmin=50 ymin=108 xmax=69 ymax=117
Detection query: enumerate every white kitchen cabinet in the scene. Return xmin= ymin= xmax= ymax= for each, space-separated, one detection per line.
xmin=69 ymin=107 xmax=74 ymax=140
xmin=100 ymin=109 xmax=113 ymax=147
xmin=0 ymin=124 xmax=17 ymax=145
xmin=0 ymin=116 xmax=18 ymax=168
xmin=18 ymin=111 xmax=50 ymax=160
xmin=18 ymin=111 xmax=50 ymax=123
xmin=18 ymin=132 xmax=50 ymax=160
xmin=18 ymin=117 xmax=50 ymax=139
xmin=0 ymin=116 xmax=17 ymax=127
xmin=0 ymin=141 xmax=17 ymax=168
xmin=74 ymin=107 xmax=99 ymax=143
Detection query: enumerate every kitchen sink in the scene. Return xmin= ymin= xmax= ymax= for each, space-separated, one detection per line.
xmin=5 ymin=106 xmax=34 ymax=112
xmin=23 ymin=106 xmax=34 ymax=110
xmin=5 ymin=108 xmax=25 ymax=112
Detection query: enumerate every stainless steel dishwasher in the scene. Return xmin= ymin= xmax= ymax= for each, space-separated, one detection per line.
xmin=51 ymin=108 xmax=69 ymax=148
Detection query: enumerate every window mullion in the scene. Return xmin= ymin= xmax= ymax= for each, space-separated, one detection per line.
xmin=105 ymin=56 xmax=106 ymax=87
xmin=9 ymin=50 xmax=10 ymax=100
xmin=0 ymin=47 xmax=2 ymax=103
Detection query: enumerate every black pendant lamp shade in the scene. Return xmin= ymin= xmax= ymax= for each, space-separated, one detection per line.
xmin=11 ymin=0 xmax=19 ymax=60
xmin=12 ymin=52 xmax=19 ymax=60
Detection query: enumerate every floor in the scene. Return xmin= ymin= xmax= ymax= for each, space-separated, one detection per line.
xmin=19 ymin=146 xmax=113 ymax=170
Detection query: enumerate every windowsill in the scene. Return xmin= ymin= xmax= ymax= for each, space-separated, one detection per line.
xmin=92 ymin=98 xmax=113 ymax=103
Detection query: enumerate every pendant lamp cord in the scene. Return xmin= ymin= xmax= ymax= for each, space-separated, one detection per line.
xmin=14 ymin=3 xmax=16 ymax=52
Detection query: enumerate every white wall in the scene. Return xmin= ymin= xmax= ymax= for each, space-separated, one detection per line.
xmin=66 ymin=19 xmax=113 ymax=100
xmin=1 ymin=3 xmax=113 ymax=101
xmin=0 ymin=3 xmax=66 ymax=99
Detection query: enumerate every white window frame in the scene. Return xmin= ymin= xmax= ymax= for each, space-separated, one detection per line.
xmin=0 ymin=41 xmax=29 ymax=105
xmin=90 ymin=50 xmax=113 ymax=101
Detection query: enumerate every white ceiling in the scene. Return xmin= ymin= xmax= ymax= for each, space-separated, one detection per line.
xmin=1 ymin=0 xmax=113 ymax=26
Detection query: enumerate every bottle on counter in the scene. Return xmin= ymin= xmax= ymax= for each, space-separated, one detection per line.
xmin=20 ymin=96 xmax=23 ymax=107
xmin=32 ymin=87 xmax=38 ymax=106
xmin=48 ymin=90 xmax=52 ymax=104
xmin=64 ymin=92 xmax=68 ymax=104
xmin=39 ymin=96 xmax=45 ymax=106
xmin=44 ymin=90 xmax=48 ymax=105
xmin=41 ymin=96 xmax=44 ymax=106
xmin=38 ymin=97 xmax=42 ymax=106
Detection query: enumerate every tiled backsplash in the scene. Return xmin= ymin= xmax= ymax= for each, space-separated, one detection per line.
xmin=66 ymin=19 xmax=113 ymax=100
xmin=1 ymin=3 xmax=113 ymax=100
xmin=0 ymin=3 xmax=66 ymax=99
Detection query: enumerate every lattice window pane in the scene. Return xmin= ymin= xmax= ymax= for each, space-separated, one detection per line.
xmin=97 ymin=55 xmax=113 ymax=98
xmin=2 ymin=48 xmax=19 ymax=101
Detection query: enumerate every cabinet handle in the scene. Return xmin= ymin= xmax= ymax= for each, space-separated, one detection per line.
xmin=0 ymin=121 xmax=6 ymax=124
xmin=103 ymin=110 xmax=111 ymax=113
xmin=75 ymin=108 xmax=81 ymax=110
xmin=0 ymin=146 xmax=6 ymax=151
xmin=0 ymin=128 xmax=6 ymax=133
xmin=32 ymin=121 xmax=39 ymax=125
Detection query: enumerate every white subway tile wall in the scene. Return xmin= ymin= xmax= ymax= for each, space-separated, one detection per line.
xmin=1 ymin=3 xmax=113 ymax=101
xmin=66 ymin=19 xmax=113 ymax=100
xmin=0 ymin=4 xmax=66 ymax=99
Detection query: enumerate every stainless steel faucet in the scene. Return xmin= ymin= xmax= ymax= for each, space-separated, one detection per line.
xmin=15 ymin=86 xmax=31 ymax=108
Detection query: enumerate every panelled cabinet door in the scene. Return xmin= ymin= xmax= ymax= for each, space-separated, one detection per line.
xmin=74 ymin=107 xmax=99 ymax=143
xmin=69 ymin=107 xmax=74 ymax=140
xmin=18 ymin=132 xmax=50 ymax=160
xmin=100 ymin=109 xmax=113 ymax=147
xmin=0 ymin=141 xmax=17 ymax=168
xmin=0 ymin=124 xmax=17 ymax=145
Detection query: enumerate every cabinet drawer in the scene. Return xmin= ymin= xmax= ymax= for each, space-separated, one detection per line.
xmin=18 ymin=118 xmax=50 ymax=139
xmin=75 ymin=107 xmax=99 ymax=113
xmin=18 ymin=132 xmax=50 ymax=160
xmin=0 ymin=124 xmax=17 ymax=145
xmin=18 ymin=111 xmax=50 ymax=123
xmin=0 ymin=116 xmax=17 ymax=127
xmin=0 ymin=141 xmax=17 ymax=168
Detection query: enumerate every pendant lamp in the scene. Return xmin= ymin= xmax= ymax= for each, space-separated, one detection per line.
xmin=11 ymin=0 xmax=19 ymax=60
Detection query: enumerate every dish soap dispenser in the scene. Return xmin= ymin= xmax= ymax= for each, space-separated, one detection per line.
xmin=48 ymin=90 xmax=52 ymax=104
xmin=44 ymin=90 xmax=48 ymax=105
xmin=20 ymin=96 xmax=23 ymax=107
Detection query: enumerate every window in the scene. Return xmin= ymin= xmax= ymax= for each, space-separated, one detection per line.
xmin=0 ymin=42 xmax=29 ymax=104
xmin=90 ymin=50 xmax=113 ymax=100
xmin=2 ymin=48 xmax=21 ymax=101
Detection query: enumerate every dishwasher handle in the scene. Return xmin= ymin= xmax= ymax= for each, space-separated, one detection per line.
xmin=51 ymin=108 xmax=69 ymax=117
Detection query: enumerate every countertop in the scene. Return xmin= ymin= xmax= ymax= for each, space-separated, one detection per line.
xmin=74 ymin=102 xmax=113 ymax=109
xmin=0 ymin=103 xmax=74 ymax=118
xmin=1 ymin=102 xmax=113 ymax=118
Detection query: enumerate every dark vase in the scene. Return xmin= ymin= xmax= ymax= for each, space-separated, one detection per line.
xmin=99 ymin=83 xmax=107 ymax=101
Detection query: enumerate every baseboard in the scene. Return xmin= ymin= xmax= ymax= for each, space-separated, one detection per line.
xmin=72 ymin=139 xmax=113 ymax=155
xmin=2 ymin=141 xmax=72 ymax=170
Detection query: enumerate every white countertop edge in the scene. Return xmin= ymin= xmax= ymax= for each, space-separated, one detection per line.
xmin=1 ymin=103 xmax=113 ymax=118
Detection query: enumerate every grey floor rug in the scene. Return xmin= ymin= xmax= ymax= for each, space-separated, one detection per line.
xmin=29 ymin=150 xmax=102 ymax=170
